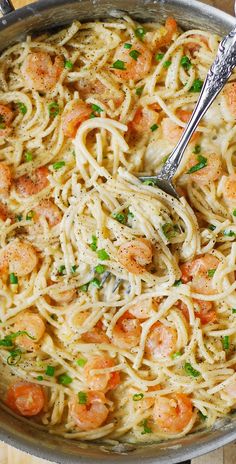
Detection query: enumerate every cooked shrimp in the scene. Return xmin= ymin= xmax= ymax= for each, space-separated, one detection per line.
xmin=0 ymin=104 xmax=14 ymax=137
xmin=0 ymin=202 xmax=8 ymax=221
xmin=128 ymin=298 xmax=155 ymax=319
xmin=222 ymin=174 xmax=236 ymax=203
xmin=162 ymin=110 xmax=199 ymax=145
xmin=6 ymin=382 xmax=45 ymax=416
xmin=153 ymin=393 xmax=193 ymax=433
xmin=62 ymin=100 xmax=91 ymax=138
xmin=15 ymin=166 xmax=49 ymax=197
xmin=180 ymin=253 xmax=220 ymax=295
xmin=34 ymin=199 xmax=62 ymax=227
xmin=112 ymin=312 xmax=141 ymax=349
xmin=178 ymin=299 xmax=216 ymax=325
xmin=224 ymin=82 xmax=236 ymax=118
xmin=13 ymin=310 xmax=45 ymax=350
xmin=81 ymin=326 xmax=110 ymax=344
xmin=118 ymin=238 xmax=153 ymax=274
xmin=130 ymin=106 xmax=159 ymax=133
xmin=155 ymin=17 xmax=177 ymax=50
xmin=111 ymin=41 xmax=152 ymax=82
xmin=0 ymin=239 xmax=38 ymax=277
xmin=145 ymin=322 xmax=177 ymax=359
xmin=186 ymin=152 xmax=222 ymax=185
xmin=0 ymin=162 xmax=12 ymax=197
xmin=50 ymin=288 xmax=76 ymax=304
xmin=84 ymin=355 xmax=120 ymax=391
xmin=69 ymin=391 xmax=109 ymax=431
xmin=22 ymin=52 xmax=63 ymax=92
xmin=184 ymin=34 xmax=209 ymax=54
xmin=225 ymin=378 xmax=236 ymax=399
xmin=76 ymin=78 xmax=124 ymax=107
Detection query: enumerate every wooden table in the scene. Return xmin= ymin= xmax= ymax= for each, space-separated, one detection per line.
xmin=0 ymin=0 xmax=235 ymax=462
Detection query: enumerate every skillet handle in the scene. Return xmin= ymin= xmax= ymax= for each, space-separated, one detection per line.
xmin=0 ymin=0 xmax=14 ymax=15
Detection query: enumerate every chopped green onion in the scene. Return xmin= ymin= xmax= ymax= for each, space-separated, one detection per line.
xmin=193 ymin=144 xmax=201 ymax=154
xmin=97 ymin=249 xmax=110 ymax=260
xmin=155 ymin=52 xmax=164 ymax=61
xmin=112 ymin=212 xmax=126 ymax=224
xmin=79 ymin=283 xmax=89 ymax=292
xmin=90 ymin=235 xmax=97 ymax=251
xmin=233 ymin=209 xmax=236 ymax=217
xmin=127 ymin=207 xmax=134 ymax=219
xmin=64 ymin=60 xmax=73 ymax=70
xmin=134 ymin=26 xmax=146 ymax=40
xmin=90 ymin=112 xmax=96 ymax=118
xmin=184 ymin=362 xmax=201 ymax=378
xmin=135 ymin=85 xmax=144 ymax=96
xmin=71 ymin=265 xmax=77 ymax=274
xmin=78 ymin=391 xmax=87 ymax=404
xmin=162 ymin=222 xmax=179 ymax=239
xmin=190 ymin=79 xmax=203 ymax=92
xmin=163 ymin=60 xmax=171 ymax=69
xmin=133 ymin=393 xmax=144 ymax=401
xmin=7 ymin=348 xmax=22 ymax=365
xmin=150 ymin=123 xmax=158 ymax=132
xmin=91 ymin=104 xmax=103 ymax=114
xmin=48 ymin=101 xmax=60 ymax=117
xmin=26 ymin=210 xmax=34 ymax=220
xmin=45 ymin=365 xmax=55 ymax=377
xmin=142 ymin=179 xmax=155 ymax=186
xmin=223 ymin=229 xmax=235 ymax=237
xmin=171 ymin=351 xmax=182 ymax=359
xmin=162 ymin=155 xmax=169 ymax=165
xmin=25 ymin=151 xmax=32 ymax=162
xmin=9 ymin=273 xmax=18 ymax=284
xmin=129 ymin=49 xmax=141 ymax=61
xmin=95 ymin=264 xmax=106 ymax=274
xmin=198 ymin=411 xmax=207 ymax=421
xmin=222 ymin=335 xmax=229 ymax=350
xmin=58 ymin=373 xmax=73 ymax=385
xmin=76 ymin=358 xmax=87 ymax=367
xmin=112 ymin=60 xmax=126 ymax=70
xmin=180 ymin=56 xmax=192 ymax=71
xmin=37 ymin=375 xmax=43 ymax=381
xmin=0 ymin=331 xmax=35 ymax=347
xmin=232 ymin=308 xmax=236 ymax=314
xmin=124 ymin=43 xmax=132 ymax=49
xmin=173 ymin=279 xmax=182 ymax=287
xmin=58 ymin=265 xmax=66 ymax=275
xmin=53 ymin=161 xmax=65 ymax=170
xmin=187 ymin=155 xmax=207 ymax=174
xmin=90 ymin=277 xmax=101 ymax=288
xmin=17 ymin=102 xmax=27 ymax=115
xmin=16 ymin=214 xmax=22 ymax=222
xmin=140 ymin=419 xmax=152 ymax=434
xmin=208 ymin=269 xmax=216 ymax=278
xmin=208 ymin=224 xmax=216 ymax=231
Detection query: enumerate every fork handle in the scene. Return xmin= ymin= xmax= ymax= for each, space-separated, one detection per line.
xmin=158 ymin=25 xmax=236 ymax=181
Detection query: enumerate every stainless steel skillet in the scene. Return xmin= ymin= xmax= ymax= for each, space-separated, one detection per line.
xmin=0 ymin=1 xmax=235 ymax=463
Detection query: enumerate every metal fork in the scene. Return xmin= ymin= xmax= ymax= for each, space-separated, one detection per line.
xmin=139 ymin=25 xmax=236 ymax=198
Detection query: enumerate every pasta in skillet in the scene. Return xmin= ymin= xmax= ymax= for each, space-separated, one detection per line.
xmin=0 ymin=15 xmax=236 ymax=442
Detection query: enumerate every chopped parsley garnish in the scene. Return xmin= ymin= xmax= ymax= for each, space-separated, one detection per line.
xmin=79 ymin=283 xmax=89 ymax=292
xmin=124 ymin=43 xmax=132 ymax=49
xmin=208 ymin=224 xmax=216 ymax=231
xmin=26 ymin=210 xmax=34 ymax=220
xmin=37 ymin=375 xmax=44 ymax=381
xmin=162 ymin=222 xmax=179 ymax=239
xmin=207 ymin=269 xmax=216 ymax=278
xmin=53 ymin=161 xmax=65 ymax=170
xmin=232 ymin=308 xmax=236 ymax=314
xmin=133 ymin=393 xmax=144 ymax=401
xmin=25 ymin=151 xmax=32 ymax=162
xmin=90 ymin=235 xmax=97 ymax=251
xmin=223 ymin=230 xmax=235 ymax=237
xmin=140 ymin=419 xmax=152 ymax=434
xmin=76 ymin=358 xmax=87 ymax=367
xmin=78 ymin=391 xmax=87 ymax=404
xmin=91 ymin=104 xmax=103 ymax=114
xmin=180 ymin=56 xmax=192 ymax=71
xmin=16 ymin=214 xmax=22 ymax=222
xmin=58 ymin=265 xmax=66 ymax=275
xmin=45 ymin=365 xmax=55 ymax=377
xmin=190 ymin=79 xmax=203 ymax=92
xmin=142 ymin=179 xmax=155 ymax=186
xmin=90 ymin=277 xmax=101 ymax=288
xmin=222 ymin=335 xmax=229 ymax=350
xmin=129 ymin=49 xmax=141 ymax=61
xmin=9 ymin=273 xmax=18 ymax=284
xmin=150 ymin=123 xmax=158 ymax=132
xmin=95 ymin=264 xmax=106 ymax=274
xmin=48 ymin=101 xmax=60 ymax=117
xmin=163 ymin=60 xmax=171 ymax=69
xmin=173 ymin=279 xmax=182 ymax=287
xmin=187 ymin=155 xmax=207 ymax=174
xmin=0 ymin=331 xmax=35 ymax=347
xmin=134 ymin=26 xmax=146 ymax=40
xmin=127 ymin=207 xmax=134 ymax=219
xmin=90 ymin=112 xmax=96 ymax=118
xmin=233 ymin=209 xmax=236 ymax=217
xmin=199 ymin=411 xmax=207 ymax=421
xmin=112 ymin=212 xmax=126 ymax=224
xmin=184 ymin=362 xmax=201 ymax=378
xmin=17 ymin=102 xmax=27 ymax=115
xmin=112 ymin=60 xmax=126 ymax=70
xmin=171 ymin=351 xmax=182 ymax=359
xmin=135 ymin=85 xmax=144 ymax=96
xmin=155 ymin=52 xmax=164 ymax=61
xmin=193 ymin=144 xmax=201 ymax=154
xmin=64 ymin=60 xmax=73 ymax=70
xmin=7 ymin=348 xmax=22 ymax=365
xmin=58 ymin=373 xmax=73 ymax=385
xmin=71 ymin=265 xmax=77 ymax=274
xmin=97 ymin=249 xmax=110 ymax=260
